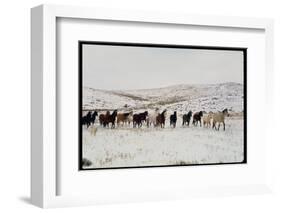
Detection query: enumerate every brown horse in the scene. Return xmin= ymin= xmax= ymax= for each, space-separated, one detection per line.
xmin=156 ymin=109 xmax=167 ymax=128
xmin=117 ymin=111 xmax=133 ymax=126
xmin=99 ymin=111 xmax=110 ymax=126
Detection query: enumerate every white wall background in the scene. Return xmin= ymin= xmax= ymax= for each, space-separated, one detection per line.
xmin=0 ymin=0 xmax=280 ymax=212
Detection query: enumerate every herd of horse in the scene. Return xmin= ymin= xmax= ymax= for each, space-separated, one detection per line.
xmin=82 ymin=108 xmax=230 ymax=131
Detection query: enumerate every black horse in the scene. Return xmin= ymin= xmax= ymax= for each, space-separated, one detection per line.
xmin=133 ymin=111 xmax=148 ymax=128
xmin=192 ymin=111 xmax=203 ymax=127
xmin=82 ymin=111 xmax=92 ymax=128
xmin=170 ymin=111 xmax=177 ymax=128
xmin=182 ymin=110 xmax=192 ymax=126
xmin=90 ymin=111 xmax=98 ymax=125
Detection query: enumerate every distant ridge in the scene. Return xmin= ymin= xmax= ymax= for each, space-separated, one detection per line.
xmin=83 ymin=82 xmax=244 ymax=113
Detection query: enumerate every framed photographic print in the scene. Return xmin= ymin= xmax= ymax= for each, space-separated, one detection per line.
xmin=79 ymin=41 xmax=247 ymax=170
xmin=31 ymin=4 xmax=274 ymax=208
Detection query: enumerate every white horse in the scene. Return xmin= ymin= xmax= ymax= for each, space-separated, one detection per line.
xmin=212 ymin=109 xmax=229 ymax=131
xmin=147 ymin=109 xmax=159 ymax=127
xmin=202 ymin=112 xmax=213 ymax=128
xmin=127 ymin=112 xmax=133 ymax=126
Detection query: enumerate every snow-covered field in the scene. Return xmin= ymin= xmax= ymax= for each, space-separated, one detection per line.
xmin=82 ymin=116 xmax=244 ymax=169
xmin=82 ymin=83 xmax=245 ymax=169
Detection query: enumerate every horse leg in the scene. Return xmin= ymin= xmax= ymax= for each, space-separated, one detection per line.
xmin=223 ymin=121 xmax=225 ymax=131
xmin=213 ymin=122 xmax=216 ymax=130
xmin=218 ymin=123 xmax=220 ymax=131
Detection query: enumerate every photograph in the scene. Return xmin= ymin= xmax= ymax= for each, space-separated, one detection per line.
xmin=79 ymin=41 xmax=246 ymax=170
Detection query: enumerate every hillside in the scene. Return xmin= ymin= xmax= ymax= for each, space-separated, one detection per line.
xmin=83 ymin=82 xmax=244 ymax=113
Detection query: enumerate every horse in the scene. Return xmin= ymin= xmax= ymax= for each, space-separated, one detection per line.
xmin=117 ymin=111 xmax=133 ymax=127
xmin=147 ymin=109 xmax=159 ymax=127
xmin=192 ymin=111 xmax=203 ymax=127
xmin=212 ymin=109 xmax=229 ymax=131
xmin=202 ymin=112 xmax=213 ymax=128
xmin=170 ymin=111 xmax=177 ymax=128
xmin=90 ymin=111 xmax=98 ymax=125
xmin=182 ymin=110 xmax=192 ymax=126
xmin=156 ymin=109 xmax=167 ymax=128
xmin=133 ymin=111 xmax=148 ymax=128
xmin=104 ymin=110 xmax=118 ymax=128
xmin=99 ymin=111 xmax=110 ymax=127
xmin=81 ymin=111 xmax=92 ymax=128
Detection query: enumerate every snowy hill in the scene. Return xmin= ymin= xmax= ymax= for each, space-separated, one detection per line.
xmin=83 ymin=82 xmax=244 ymax=113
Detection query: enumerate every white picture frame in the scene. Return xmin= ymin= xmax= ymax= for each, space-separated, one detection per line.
xmin=31 ymin=4 xmax=274 ymax=208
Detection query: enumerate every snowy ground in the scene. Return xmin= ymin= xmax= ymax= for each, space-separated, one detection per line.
xmin=82 ymin=116 xmax=244 ymax=169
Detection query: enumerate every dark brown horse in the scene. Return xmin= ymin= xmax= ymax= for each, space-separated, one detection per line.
xmin=133 ymin=111 xmax=148 ymax=128
xmin=104 ymin=110 xmax=118 ymax=128
xmin=192 ymin=111 xmax=203 ymax=127
xmin=99 ymin=111 xmax=110 ymax=126
xmin=156 ymin=109 xmax=167 ymax=128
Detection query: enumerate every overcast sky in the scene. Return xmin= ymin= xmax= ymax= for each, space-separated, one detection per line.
xmin=82 ymin=44 xmax=244 ymax=90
